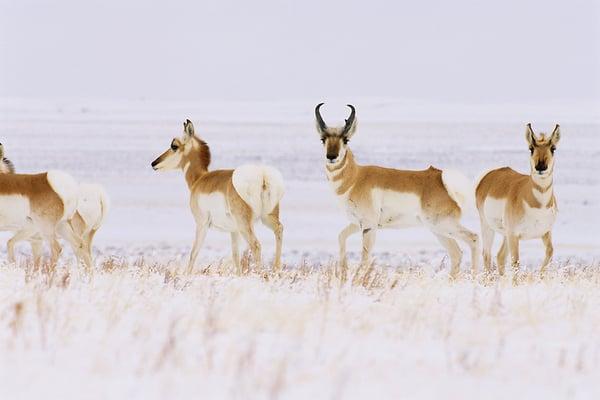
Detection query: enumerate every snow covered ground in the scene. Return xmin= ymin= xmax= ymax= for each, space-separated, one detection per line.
xmin=0 ymin=98 xmax=599 ymax=399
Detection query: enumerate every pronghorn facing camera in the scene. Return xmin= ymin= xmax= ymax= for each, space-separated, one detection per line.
xmin=315 ymin=103 xmax=480 ymax=280
xmin=0 ymin=157 xmax=91 ymax=269
xmin=476 ymin=123 xmax=560 ymax=277
xmin=151 ymin=119 xmax=284 ymax=274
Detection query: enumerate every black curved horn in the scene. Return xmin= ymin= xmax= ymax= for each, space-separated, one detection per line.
xmin=315 ymin=103 xmax=328 ymax=131
xmin=342 ymin=104 xmax=356 ymax=134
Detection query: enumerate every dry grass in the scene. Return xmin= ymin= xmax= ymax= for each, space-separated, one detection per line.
xmin=0 ymin=257 xmax=599 ymax=399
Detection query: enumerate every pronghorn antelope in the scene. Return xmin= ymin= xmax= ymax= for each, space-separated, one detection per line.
xmin=0 ymin=145 xmax=92 ymax=269
xmin=476 ymin=123 xmax=560 ymax=277
xmin=151 ymin=119 xmax=285 ymax=274
xmin=315 ymin=104 xmax=480 ymax=280
xmin=0 ymin=149 xmax=109 ymax=264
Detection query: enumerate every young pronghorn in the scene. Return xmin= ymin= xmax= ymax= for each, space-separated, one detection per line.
xmin=0 ymin=144 xmax=92 ymax=268
xmin=314 ymin=104 xmax=480 ymax=280
xmin=151 ymin=119 xmax=284 ymax=274
xmin=476 ymin=123 xmax=560 ymax=277
xmin=0 ymin=148 xmax=109 ymax=264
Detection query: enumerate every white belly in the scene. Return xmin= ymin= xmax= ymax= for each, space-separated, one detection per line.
xmin=197 ymin=193 xmax=238 ymax=232
xmin=483 ymin=197 xmax=507 ymax=233
xmin=514 ymin=202 xmax=557 ymax=239
xmin=375 ymin=190 xmax=422 ymax=228
xmin=0 ymin=195 xmax=31 ymax=231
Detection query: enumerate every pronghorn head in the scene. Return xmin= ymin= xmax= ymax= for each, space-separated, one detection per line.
xmin=151 ymin=119 xmax=211 ymax=172
xmin=0 ymin=143 xmax=15 ymax=174
xmin=525 ymin=123 xmax=561 ymax=176
xmin=315 ymin=103 xmax=357 ymax=164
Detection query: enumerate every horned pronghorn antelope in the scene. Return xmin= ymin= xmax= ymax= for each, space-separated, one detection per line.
xmin=151 ymin=119 xmax=284 ymax=274
xmin=476 ymin=123 xmax=560 ymax=277
xmin=0 ymin=144 xmax=92 ymax=269
xmin=314 ymin=104 xmax=480 ymax=280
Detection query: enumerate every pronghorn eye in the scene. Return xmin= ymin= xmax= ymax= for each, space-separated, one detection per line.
xmin=342 ymin=138 xmax=349 ymax=145
xmin=171 ymin=143 xmax=179 ymax=151
xmin=550 ymin=146 xmax=556 ymax=154
xmin=320 ymin=137 xmax=326 ymax=144
xmin=529 ymin=146 xmax=534 ymax=155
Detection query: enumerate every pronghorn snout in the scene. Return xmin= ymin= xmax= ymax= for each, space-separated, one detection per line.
xmin=326 ymin=153 xmax=338 ymax=161
xmin=535 ymin=160 xmax=548 ymax=173
xmin=151 ymin=159 xmax=160 ymax=170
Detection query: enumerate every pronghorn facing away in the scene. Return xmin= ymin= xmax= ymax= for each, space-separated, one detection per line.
xmin=315 ymin=104 xmax=480 ymax=280
xmin=476 ymin=124 xmax=560 ymax=277
xmin=0 ymin=146 xmax=91 ymax=268
xmin=151 ymin=119 xmax=284 ymax=274
xmin=0 ymin=148 xmax=109 ymax=265
xmin=9 ymin=183 xmax=109 ymax=266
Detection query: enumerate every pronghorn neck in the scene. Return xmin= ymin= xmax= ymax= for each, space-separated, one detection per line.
xmin=530 ymin=171 xmax=554 ymax=207
xmin=325 ymin=149 xmax=359 ymax=196
xmin=182 ymin=138 xmax=211 ymax=190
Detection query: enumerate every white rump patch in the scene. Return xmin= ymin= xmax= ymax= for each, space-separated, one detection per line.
xmin=77 ymin=183 xmax=110 ymax=231
xmin=441 ymin=169 xmax=475 ymax=213
xmin=47 ymin=170 xmax=79 ymax=221
xmin=232 ymin=164 xmax=285 ymax=217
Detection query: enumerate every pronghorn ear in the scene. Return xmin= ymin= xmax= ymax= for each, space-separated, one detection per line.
xmin=525 ymin=123 xmax=537 ymax=146
xmin=550 ymin=124 xmax=561 ymax=145
xmin=183 ymin=119 xmax=195 ymax=137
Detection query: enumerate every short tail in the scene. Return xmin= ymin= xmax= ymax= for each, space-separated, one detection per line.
xmin=47 ymin=170 xmax=79 ymax=221
xmin=441 ymin=169 xmax=475 ymax=214
xmin=232 ymin=165 xmax=285 ymax=217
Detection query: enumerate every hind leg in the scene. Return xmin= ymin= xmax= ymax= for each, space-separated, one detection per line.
xmin=449 ymin=223 xmax=480 ymax=276
xmin=480 ymin=217 xmax=495 ymax=275
xmin=433 ymin=233 xmax=463 ymax=279
xmin=496 ymin=236 xmax=508 ymax=276
xmin=57 ymin=222 xmax=92 ymax=271
xmin=7 ymin=229 xmax=37 ymax=264
xmin=30 ymin=238 xmax=44 ymax=266
xmin=230 ymin=232 xmax=241 ymax=275
xmin=261 ymin=205 xmax=283 ymax=272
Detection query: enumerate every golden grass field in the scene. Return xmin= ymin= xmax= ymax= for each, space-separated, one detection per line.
xmin=1 ymin=256 xmax=600 ymax=399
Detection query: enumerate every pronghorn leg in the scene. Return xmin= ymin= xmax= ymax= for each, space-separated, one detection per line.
xmin=187 ymin=222 xmax=208 ymax=275
xmin=7 ymin=229 xmax=37 ymax=264
xmin=360 ymin=227 xmax=376 ymax=266
xmin=239 ymin=226 xmax=262 ymax=269
xmin=338 ymin=223 xmax=360 ymax=282
xmin=85 ymin=229 xmax=98 ymax=262
xmin=433 ymin=233 xmax=462 ymax=280
xmin=57 ymin=223 xmax=92 ymax=272
xmin=507 ymin=234 xmax=520 ymax=283
xmin=261 ymin=205 xmax=284 ymax=272
xmin=480 ymin=218 xmax=495 ymax=275
xmin=30 ymin=238 xmax=44 ymax=266
xmin=496 ymin=236 xmax=508 ymax=276
xmin=540 ymin=231 xmax=553 ymax=277
xmin=49 ymin=237 xmax=63 ymax=265
xmin=230 ymin=232 xmax=241 ymax=275
xmin=448 ymin=223 xmax=480 ymax=276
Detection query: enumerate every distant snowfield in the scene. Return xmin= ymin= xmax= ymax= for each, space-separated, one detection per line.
xmin=0 ymin=98 xmax=599 ymax=399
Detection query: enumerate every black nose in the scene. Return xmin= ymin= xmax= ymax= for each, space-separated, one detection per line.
xmin=151 ymin=160 xmax=158 ymax=168
xmin=326 ymin=154 xmax=337 ymax=161
xmin=535 ymin=162 xmax=547 ymax=172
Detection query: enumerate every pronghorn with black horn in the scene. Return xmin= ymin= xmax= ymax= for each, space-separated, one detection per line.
xmin=476 ymin=123 xmax=560 ymax=277
xmin=0 ymin=143 xmax=92 ymax=269
xmin=314 ymin=104 xmax=480 ymax=280
xmin=151 ymin=119 xmax=284 ymax=274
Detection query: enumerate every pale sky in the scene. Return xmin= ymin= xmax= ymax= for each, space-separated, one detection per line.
xmin=1 ymin=0 xmax=598 ymax=103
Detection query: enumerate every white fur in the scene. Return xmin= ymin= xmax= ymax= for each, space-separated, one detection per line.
xmin=232 ymin=164 xmax=285 ymax=217
xmin=76 ymin=183 xmax=110 ymax=232
xmin=47 ymin=170 xmax=79 ymax=221
xmin=441 ymin=169 xmax=475 ymax=212
xmin=372 ymin=189 xmax=422 ymax=228
xmin=0 ymin=195 xmax=31 ymax=230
